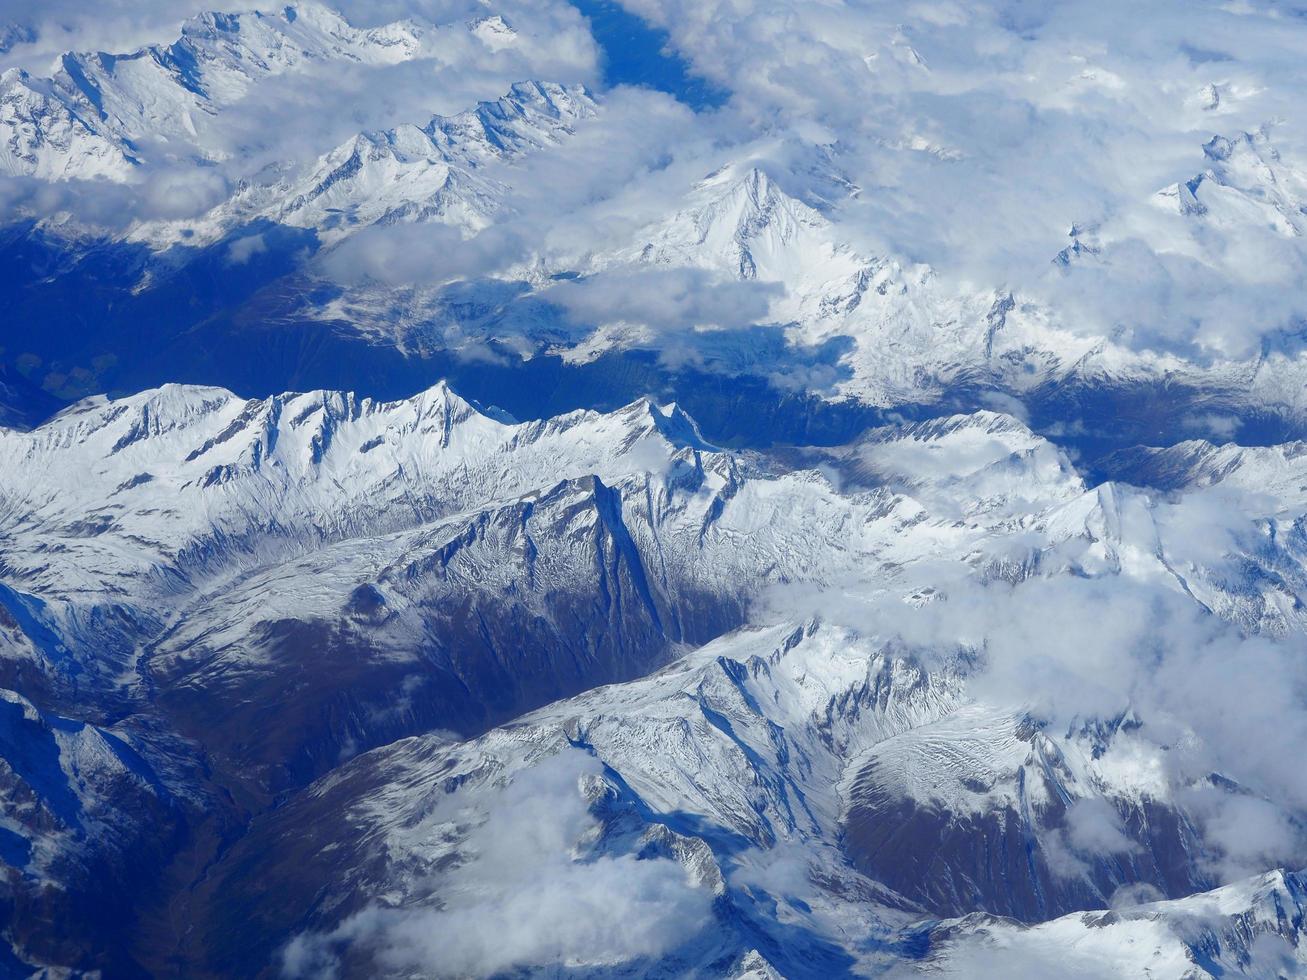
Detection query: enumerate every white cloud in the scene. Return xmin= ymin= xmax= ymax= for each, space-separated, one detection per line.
xmin=318 ymin=223 xmax=528 ymax=285
xmin=281 ymin=749 xmax=712 ymax=978
xmin=604 ymin=0 xmax=1307 ymax=357
xmin=226 ymin=232 xmax=268 ymax=264
xmin=757 ymin=469 xmax=1307 ymax=883
xmin=542 ymin=267 xmax=782 ymax=332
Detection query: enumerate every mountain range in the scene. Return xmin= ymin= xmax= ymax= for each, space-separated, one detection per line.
xmin=2 ymin=1 xmax=1307 ymax=977
xmin=0 ymin=376 xmax=1305 ymax=975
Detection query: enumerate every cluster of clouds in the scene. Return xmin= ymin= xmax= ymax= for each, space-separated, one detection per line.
xmin=0 ymin=0 xmax=603 ymax=227
xmin=12 ymin=0 xmax=1307 ymax=358
xmin=764 ymin=473 xmax=1307 ymax=884
xmin=613 ymin=0 xmax=1307 ymax=358
xmin=541 ymin=267 xmax=782 ymax=336
xmin=280 ymin=750 xmax=710 ymax=978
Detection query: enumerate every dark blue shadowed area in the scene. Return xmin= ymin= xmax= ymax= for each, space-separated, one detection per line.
xmin=0 ymin=826 xmax=31 ymax=868
xmin=571 ymin=0 xmax=729 ymax=110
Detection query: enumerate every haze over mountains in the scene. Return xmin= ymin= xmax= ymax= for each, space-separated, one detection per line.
xmin=2 ymin=1 xmax=1307 ymax=977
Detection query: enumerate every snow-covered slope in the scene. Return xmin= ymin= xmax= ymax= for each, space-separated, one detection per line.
xmin=288 ymin=150 xmax=1307 ymax=424
xmin=2 ymin=381 xmax=1306 ymax=974
xmin=182 ymin=614 xmax=1307 ymax=977
xmin=6 ymin=5 xmax=1307 ymax=441
xmin=1105 ymin=438 xmax=1307 ymax=509
xmin=275 ymin=80 xmax=594 ymax=239
xmin=0 ymin=3 xmax=430 ymax=180
xmin=575 ymin=157 xmax=1307 ymax=419
xmin=0 ymin=382 xmax=981 ymax=792
xmin=132 ymin=79 xmax=598 ymax=249
xmin=611 ymin=165 xmax=867 ymax=294
xmin=908 ymin=869 xmax=1307 ymax=978
xmin=0 ymin=686 xmax=185 ymax=974
xmin=1153 ymin=129 xmax=1307 ymax=242
xmin=3 ymin=380 xmax=1302 ymax=732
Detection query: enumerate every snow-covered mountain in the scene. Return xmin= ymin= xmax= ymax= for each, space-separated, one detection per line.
xmin=0 ymin=3 xmax=430 ymax=180
xmin=1 ymin=380 xmax=1306 ymax=974
xmin=7 ymin=3 xmax=1307 ymax=443
xmin=1103 ymin=436 xmax=1307 ymax=508
xmin=197 ymin=622 xmax=1307 ymax=977
xmin=5 ymin=1 xmax=1307 ymax=975
xmin=909 ymin=869 xmax=1307 ymax=978
xmin=1153 ymin=129 xmax=1307 ymax=241
xmin=130 ymin=78 xmax=598 ymax=249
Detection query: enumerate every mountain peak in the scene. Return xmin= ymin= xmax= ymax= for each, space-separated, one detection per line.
xmin=408 ymin=378 xmax=484 ymax=424
xmin=619 ymin=161 xmax=831 ymax=282
xmin=613 ymin=396 xmax=714 ymax=452
xmin=0 ymin=2 xmax=432 ymax=182
xmin=430 ymin=80 xmax=598 ymax=151
xmin=261 ymin=78 xmax=595 ymax=244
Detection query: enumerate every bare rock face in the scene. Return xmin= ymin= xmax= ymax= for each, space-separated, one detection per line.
xmin=842 ymin=709 xmax=1210 ymax=922
xmin=0 ymin=690 xmax=185 ymax=976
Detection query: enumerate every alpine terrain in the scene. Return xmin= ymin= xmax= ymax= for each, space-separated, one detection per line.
xmin=1 ymin=1 xmax=1307 ymax=977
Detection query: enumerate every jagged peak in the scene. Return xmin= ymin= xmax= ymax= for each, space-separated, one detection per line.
xmin=427 ymin=80 xmax=597 ymax=143
xmin=405 ymin=378 xmax=484 ymax=423
xmin=615 ymin=396 xmax=714 ymax=451
xmin=24 ymin=380 xmax=723 ymax=466
xmin=297 ymin=79 xmax=594 ymax=182
xmin=691 ymin=163 xmax=811 ymax=217
xmin=502 ymin=80 xmax=595 ymax=113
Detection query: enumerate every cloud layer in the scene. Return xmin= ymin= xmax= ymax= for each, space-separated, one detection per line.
xmin=630 ymin=0 xmax=1307 ymax=356
xmin=762 ymin=472 xmax=1307 ymax=884
xmin=10 ymin=0 xmax=1307 ymax=360
xmin=281 ymin=750 xmax=711 ymax=978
